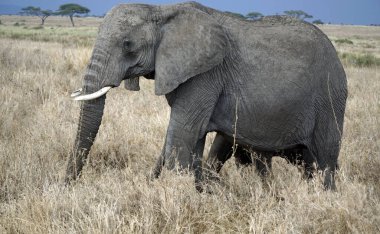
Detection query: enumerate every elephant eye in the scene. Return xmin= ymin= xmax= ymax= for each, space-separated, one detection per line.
xmin=123 ymin=40 xmax=132 ymax=50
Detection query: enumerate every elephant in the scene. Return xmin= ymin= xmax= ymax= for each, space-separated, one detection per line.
xmin=65 ymin=1 xmax=347 ymax=191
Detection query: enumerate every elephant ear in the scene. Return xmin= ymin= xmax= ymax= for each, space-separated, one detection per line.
xmin=154 ymin=7 xmax=228 ymax=95
xmin=124 ymin=77 xmax=140 ymax=91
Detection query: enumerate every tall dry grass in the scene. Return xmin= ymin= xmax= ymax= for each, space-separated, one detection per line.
xmin=0 ymin=17 xmax=379 ymax=233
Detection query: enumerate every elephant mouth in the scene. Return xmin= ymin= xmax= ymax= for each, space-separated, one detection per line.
xmin=71 ymin=86 xmax=112 ymax=101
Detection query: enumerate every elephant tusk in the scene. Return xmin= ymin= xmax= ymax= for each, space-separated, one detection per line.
xmin=70 ymin=88 xmax=83 ymax=98
xmin=73 ymin=86 xmax=112 ymax=101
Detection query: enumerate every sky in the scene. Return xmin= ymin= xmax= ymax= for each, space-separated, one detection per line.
xmin=1 ymin=0 xmax=379 ymax=25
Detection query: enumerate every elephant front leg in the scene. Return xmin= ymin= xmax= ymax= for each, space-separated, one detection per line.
xmin=153 ymin=73 xmax=221 ymax=190
xmin=152 ymin=123 xmax=200 ymax=179
xmin=162 ymin=120 xmax=201 ymax=169
xmin=159 ymin=118 xmax=206 ymax=191
xmin=152 ymin=142 xmax=165 ymax=179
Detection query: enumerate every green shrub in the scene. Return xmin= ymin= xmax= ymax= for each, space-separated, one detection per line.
xmin=362 ymin=43 xmax=375 ymax=49
xmin=32 ymin=26 xmax=44 ymax=30
xmin=355 ymin=54 xmax=380 ymax=67
xmin=14 ymin=22 xmax=20 ymax=26
xmin=335 ymin=38 xmax=354 ymax=45
xmin=0 ymin=20 xmax=2 ymax=25
xmin=340 ymin=52 xmax=380 ymax=67
xmin=10 ymin=33 xmax=22 ymax=40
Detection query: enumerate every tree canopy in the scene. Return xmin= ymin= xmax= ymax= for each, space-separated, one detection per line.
xmin=20 ymin=6 xmax=53 ymax=25
xmin=246 ymin=12 xmax=263 ymax=20
xmin=56 ymin=3 xmax=90 ymax=26
xmin=223 ymin=11 xmax=246 ymax=19
xmin=312 ymin=19 xmax=324 ymax=25
xmin=224 ymin=11 xmax=264 ymax=20
xmin=283 ymin=10 xmax=313 ymax=20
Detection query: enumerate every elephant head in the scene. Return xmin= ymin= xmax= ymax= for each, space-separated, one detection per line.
xmin=65 ymin=3 xmax=228 ymax=182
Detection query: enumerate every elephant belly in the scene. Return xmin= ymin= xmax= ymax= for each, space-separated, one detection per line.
xmin=208 ymin=88 xmax=314 ymax=151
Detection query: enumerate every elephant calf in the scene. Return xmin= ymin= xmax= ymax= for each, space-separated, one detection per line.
xmin=65 ymin=2 xmax=347 ymax=191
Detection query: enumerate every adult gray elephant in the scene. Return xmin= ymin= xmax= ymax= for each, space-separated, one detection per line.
xmin=65 ymin=2 xmax=347 ymax=191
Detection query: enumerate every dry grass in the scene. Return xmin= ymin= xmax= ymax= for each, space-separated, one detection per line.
xmin=0 ymin=15 xmax=102 ymax=27
xmin=0 ymin=16 xmax=379 ymax=233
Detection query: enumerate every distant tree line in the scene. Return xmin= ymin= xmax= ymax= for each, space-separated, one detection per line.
xmin=20 ymin=4 xmax=326 ymax=27
xmin=224 ymin=9 xmax=324 ymax=25
xmin=20 ymin=3 xmax=90 ymax=26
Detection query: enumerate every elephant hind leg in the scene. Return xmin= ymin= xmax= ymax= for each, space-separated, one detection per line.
xmin=205 ymin=133 xmax=233 ymax=173
xmin=319 ymin=145 xmax=340 ymax=190
xmin=323 ymin=164 xmax=337 ymax=190
xmin=234 ymin=147 xmax=254 ymax=166
xmin=313 ymin=89 xmax=345 ymax=190
xmin=308 ymin=126 xmax=341 ymax=190
xmin=306 ymin=145 xmax=338 ymax=190
xmin=278 ymin=146 xmax=315 ymax=181
xmin=298 ymin=147 xmax=315 ymax=180
xmin=254 ymin=151 xmax=273 ymax=178
xmin=204 ymin=133 xmax=251 ymax=171
xmin=300 ymin=138 xmax=339 ymax=190
xmin=204 ymin=133 xmax=233 ymax=182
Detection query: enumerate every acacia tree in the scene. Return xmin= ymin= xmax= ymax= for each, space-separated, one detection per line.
xmin=57 ymin=3 xmax=90 ymax=27
xmin=20 ymin=6 xmax=53 ymax=25
xmin=223 ymin=11 xmax=246 ymax=19
xmin=283 ymin=10 xmax=313 ymax=20
xmin=246 ymin=12 xmax=263 ymax=20
xmin=313 ymin=19 xmax=324 ymax=25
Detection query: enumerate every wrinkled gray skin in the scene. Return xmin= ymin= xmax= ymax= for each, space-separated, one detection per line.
xmin=65 ymin=2 xmax=347 ymax=191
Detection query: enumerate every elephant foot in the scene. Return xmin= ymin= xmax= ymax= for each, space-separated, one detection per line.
xmin=323 ymin=168 xmax=337 ymax=191
xmin=63 ymin=174 xmax=79 ymax=187
xmin=150 ymin=167 xmax=162 ymax=180
xmin=195 ymin=169 xmax=223 ymax=194
xmin=195 ymin=180 xmax=219 ymax=194
xmin=195 ymin=183 xmax=204 ymax=193
xmin=64 ymin=177 xmax=72 ymax=186
xmin=275 ymin=195 xmax=285 ymax=202
xmin=64 ymin=169 xmax=79 ymax=186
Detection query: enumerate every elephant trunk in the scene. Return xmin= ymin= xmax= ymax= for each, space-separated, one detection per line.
xmin=65 ymin=95 xmax=106 ymax=183
xmin=65 ymin=54 xmax=109 ymax=183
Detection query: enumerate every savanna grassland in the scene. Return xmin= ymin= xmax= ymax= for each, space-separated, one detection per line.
xmin=0 ymin=15 xmax=379 ymax=233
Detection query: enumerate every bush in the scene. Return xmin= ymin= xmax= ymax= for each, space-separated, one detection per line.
xmin=340 ymin=52 xmax=380 ymax=67
xmin=32 ymin=26 xmax=44 ymax=30
xmin=355 ymin=54 xmax=380 ymax=67
xmin=335 ymin=38 xmax=354 ymax=45
xmin=362 ymin=43 xmax=375 ymax=49
xmin=0 ymin=20 xmax=2 ymax=25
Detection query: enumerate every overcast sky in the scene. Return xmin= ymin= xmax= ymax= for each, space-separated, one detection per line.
xmin=1 ymin=0 xmax=379 ymax=25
